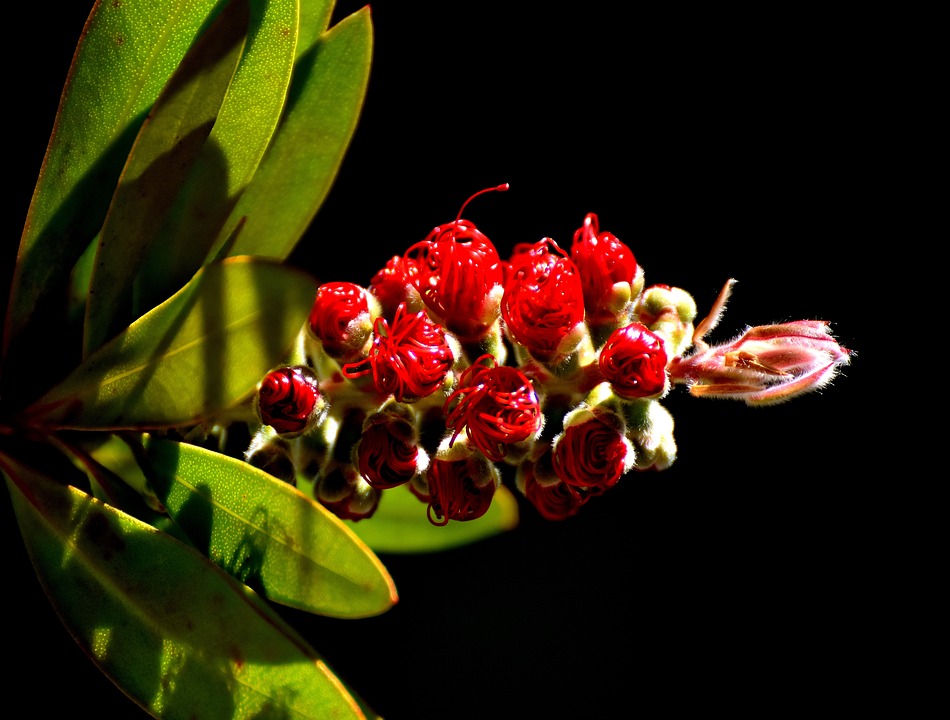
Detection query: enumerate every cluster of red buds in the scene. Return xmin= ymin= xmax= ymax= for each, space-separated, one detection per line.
xmin=247 ymin=185 xmax=851 ymax=524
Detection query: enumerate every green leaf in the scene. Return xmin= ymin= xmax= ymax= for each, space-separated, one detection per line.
xmin=134 ymin=0 xmax=302 ymax=313
xmin=25 ymin=257 xmax=316 ymax=430
xmin=138 ymin=435 xmax=398 ymax=618
xmin=346 ymin=483 xmax=521 ymax=554
xmin=296 ymin=0 xmax=335 ymax=57
xmin=83 ymin=433 xmax=167 ymax=513
xmin=83 ymin=0 xmax=251 ymax=357
xmin=214 ymin=5 xmax=373 ymax=261
xmin=4 ymin=0 xmax=225 ymax=361
xmin=1 ymin=451 xmax=372 ymax=720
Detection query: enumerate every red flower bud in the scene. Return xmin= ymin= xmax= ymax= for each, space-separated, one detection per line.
xmin=444 ymin=354 xmax=541 ymax=462
xmin=553 ymin=410 xmax=632 ymax=490
xmin=424 ymin=454 xmax=498 ymax=526
xmin=368 ymin=254 xmax=423 ymax=319
xmin=308 ymin=281 xmax=372 ymax=360
xmin=518 ymin=455 xmax=591 ymax=521
xmin=570 ymin=213 xmax=639 ymax=326
xmin=598 ymin=322 xmax=669 ymax=399
xmin=501 ymin=239 xmax=586 ymax=364
xmin=403 ymin=185 xmax=508 ymax=343
xmin=256 ymin=366 xmax=325 ymax=436
xmin=356 ymin=409 xmax=423 ymax=489
xmin=341 ymin=302 xmax=455 ymax=403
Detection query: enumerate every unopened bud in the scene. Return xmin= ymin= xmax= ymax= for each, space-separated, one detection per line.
xmin=622 ymin=398 xmax=677 ymax=471
xmin=635 ymin=285 xmax=697 ymax=358
xmin=669 ymin=319 xmax=851 ymax=406
xmin=244 ymin=427 xmax=297 ymax=485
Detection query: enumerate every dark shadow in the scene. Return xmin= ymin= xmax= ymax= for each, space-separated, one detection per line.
xmin=224 ymin=505 xmax=269 ymax=594
xmin=172 ymin=481 xmax=215 ymax=559
xmin=2 ymin=116 xmax=146 ymax=409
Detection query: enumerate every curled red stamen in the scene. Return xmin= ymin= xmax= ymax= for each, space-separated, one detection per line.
xmin=357 ymin=412 xmax=420 ymax=489
xmin=425 ymin=456 xmax=496 ymax=526
xmin=502 ymin=239 xmax=585 ymax=362
xmin=444 ymin=354 xmax=541 ymax=461
xmin=341 ymin=303 xmax=454 ymax=403
xmin=598 ymin=322 xmax=668 ymax=399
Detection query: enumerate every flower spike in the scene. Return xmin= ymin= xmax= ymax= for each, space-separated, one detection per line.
xmin=246 ymin=190 xmax=851 ymax=524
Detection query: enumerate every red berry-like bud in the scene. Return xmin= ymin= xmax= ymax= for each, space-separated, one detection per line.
xmin=308 ymin=281 xmax=372 ymax=361
xmin=341 ymin=302 xmax=455 ymax=403
xmin=518 ymin=455 xmax=591 ymax=521
xmin=424 ymin=454 xmax=499 ymax=526
xmin=403 ymin=185 xmax=508 ymax=343
xmin=501 ymin=239 xmax=586 ymax=364
xmin=255 ymin=366 xmax=326 ymax=437
xmin=356 ymin=407 xmax=425 ymax=489
xmin=368 ymin=254 xmax=423 ymax=319
xmin=444 ymin=354 xmax=541 ymax=462
xmin=553 ymin=409 xmax=633 ymax=491
xmin=598 ymin=322 xmax=669 ymax=399
xmin=570 ymin=212 xmax=640 ymax=326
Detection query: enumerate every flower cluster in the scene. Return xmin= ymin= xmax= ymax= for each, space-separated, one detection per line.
xmin=248 ymin=186 xmax=851 ymax=524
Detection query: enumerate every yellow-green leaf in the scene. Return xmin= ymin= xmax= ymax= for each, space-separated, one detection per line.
xmin=214 ymin=5 xmax=373 ymax=261
xmin=83 ymin=0 xmax=250 ymax=357
xmin=138 ymin=436 xmax=398 ymax=618
xmin=296 ymin=0 xmax=335 ymax=56
xmin=1 ymin=451 xmax=371 ymax=720
xmin=25 ymin=257 xmax=315 ymax=430
xmin=346 ymin=483 xmax=521 ymax=554
xmin=4 ymin=0 xmax=224 ymax=361
xmin=135 ymin=0 xmax=301 ymax=313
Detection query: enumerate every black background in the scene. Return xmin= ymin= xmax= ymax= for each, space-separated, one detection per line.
xmin=4 ymin=2 xmax=886 ymax=718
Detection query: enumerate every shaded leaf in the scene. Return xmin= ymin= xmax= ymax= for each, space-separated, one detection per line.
xmin=138 ymin=435 xmax=398 ymax=618
xmin=135 ymin=0 xmax=301 ymax=313
xmin=83 ymin=433 xmax=166 ymax=512
xmin=4 ymin=0 xmax=225 ymax=362
xmin=215 ymin=5 xmax=373 ymax=261
xmin=1 ymin=450 xmax=371 ymax=720
xmin=25 ymin=258 xmax=315 ymax=430
xmin=83 ymin=0 xmax=250 ymax=357
xmin=346 ymin=483 xmax=520 ymax=554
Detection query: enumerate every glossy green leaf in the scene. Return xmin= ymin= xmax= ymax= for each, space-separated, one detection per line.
xmin=83 ymin=0 xmax=250 ymax=357
xmin=25 ymin=257 xmax=316 ymax=430
xmin=214 ymin=5 xmax=373 ymax=261
xmin=346 ymin=483 xmax=520 ymax=554
xmin=4 ymin=0 xmax=224 ymax=361
xmin=138 ymin=436 xmax=398 ymax=618
xmin=296 ymin=0 xmax=336 ymax=56
xmin=1 ymin=451 xmax=371 ymax=720
xmin=135 ymin=0 xmax=301 ymax=313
